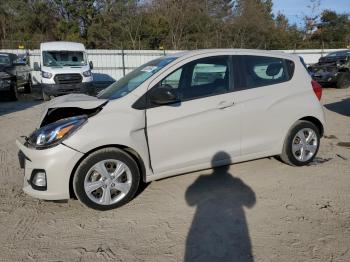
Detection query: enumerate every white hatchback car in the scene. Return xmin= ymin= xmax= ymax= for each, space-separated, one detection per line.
xmin=17 ymin=49 xmax=325 ymax=210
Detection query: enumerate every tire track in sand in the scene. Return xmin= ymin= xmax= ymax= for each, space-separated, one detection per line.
xmin=7 ymin=215 xmax=38 ymax=243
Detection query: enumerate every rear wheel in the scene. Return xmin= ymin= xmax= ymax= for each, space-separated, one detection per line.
xmin=280 ymin=120 xmax=320 ymax=166
xmin=336 ymin=72 xmax=350 ymax=89
xmin=73 ymin=148 xmax=140 ymax=211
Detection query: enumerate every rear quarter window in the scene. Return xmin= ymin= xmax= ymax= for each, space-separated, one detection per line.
xmin=238 ymin=55 xmax=295 ymax=90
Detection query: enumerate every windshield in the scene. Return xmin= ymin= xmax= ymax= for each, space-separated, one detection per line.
xmin=0 ymin=54 xmax=11 ymax=65
xmin=325 ymin=50 xmax=350 ymax=57
xmin=43 ymin=51 xmax=87 ymax=67
xmin=98 ymin=57 xmax=177 ymax=100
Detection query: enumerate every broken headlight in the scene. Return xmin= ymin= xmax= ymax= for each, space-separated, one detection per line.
xmin=27 ymin=116 xmax=87 ymax=149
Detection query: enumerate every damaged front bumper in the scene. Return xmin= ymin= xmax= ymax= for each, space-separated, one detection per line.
xmin=16 ymin=138 xmax=83 ymax=200
xmin=16 ymin=94 xmax=108 ymax=200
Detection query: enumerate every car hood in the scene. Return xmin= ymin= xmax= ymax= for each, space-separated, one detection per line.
xmin=45 ymin=93 xmax=107 ymax=109
xmin=39 ymin=94 xmax=108 ymax=127
xmin=41 ymin=66 xmax=89 ymax=74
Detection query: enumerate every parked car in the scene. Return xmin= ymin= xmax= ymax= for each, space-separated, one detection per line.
xmin=0 ymin=52 xmax=32 ymax=100
xmin=33 ymin=41 xmax=94 ymax=101
xmin=17 ymin=49 xmax=325 ymax=210
xmin=308 ymin=49 xmax=350 ymax=89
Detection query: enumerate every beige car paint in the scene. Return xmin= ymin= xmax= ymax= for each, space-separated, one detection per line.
xmin=16 ymin=49 xmax=326 ymax=200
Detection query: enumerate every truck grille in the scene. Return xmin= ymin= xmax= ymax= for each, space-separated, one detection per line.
xmin=54 ymin=74 xmax=82 ymax=85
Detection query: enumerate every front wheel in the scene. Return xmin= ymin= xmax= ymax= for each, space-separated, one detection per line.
xmin=9 ymin=85 xmax=18 ymax=101
xmin=280 ymin=120 xmax=320 ymax=166
xmin=24 ymin=77 xmax=32 ymax=93
xmin=42 ymin=90 xmax=50 ymax=101
xmin=73 ymin=148 xmax=140 ymax=211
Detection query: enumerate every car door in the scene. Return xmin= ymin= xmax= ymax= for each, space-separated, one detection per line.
xmin=146 ymin=55 xmax=242 ymax=175
xmin=232 ymin=55 xmax=296 ymax=157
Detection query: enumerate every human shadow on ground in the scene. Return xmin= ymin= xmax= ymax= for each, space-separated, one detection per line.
xmin=185 ymin=151 xmax=256 ymax=262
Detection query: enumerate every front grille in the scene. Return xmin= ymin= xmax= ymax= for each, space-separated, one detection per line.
xmin=57 ymin=87 xmax=81 ymax=93
xmin=54 ymin=74 xmax=82 ymax=85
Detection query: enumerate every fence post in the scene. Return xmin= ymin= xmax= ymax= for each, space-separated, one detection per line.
xmin=121 ymin=48 xmax=126 ymax=77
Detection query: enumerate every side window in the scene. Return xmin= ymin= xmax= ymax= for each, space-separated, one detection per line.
xmin=161 ymin=68 xmax=182 ymax=89
xmin=241 ymin=55 xmax=294 ymax=89
xmin=182 ymin=56 xmax=231 ymax=100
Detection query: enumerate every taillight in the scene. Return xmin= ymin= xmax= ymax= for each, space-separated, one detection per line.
xmin=311 ymin=80 xmax=322 ymax=100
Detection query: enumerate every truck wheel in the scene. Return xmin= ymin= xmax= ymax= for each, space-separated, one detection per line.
xmin=24 ymin=76 xmax=32 ymax=93
xmin=42 ymin=90 xmax=50 ymax=101
xmin=336 ymin=72 xmax=350 ymax=89
xmin=9 ymin=86 xmax=19 ymax=101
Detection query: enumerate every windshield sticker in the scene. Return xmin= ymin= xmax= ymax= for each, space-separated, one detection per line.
xmin=141 ymin=66 xmax=158 ymax=73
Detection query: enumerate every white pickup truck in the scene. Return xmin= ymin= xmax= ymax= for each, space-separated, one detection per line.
xmin=34 ymin=41 xmax=94 ymax=100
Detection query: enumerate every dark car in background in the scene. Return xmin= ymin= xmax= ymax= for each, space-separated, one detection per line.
xmin=0 ymin=52 xmax=32 ymax=100
xmin=308 ymin=50 xmax=350 ymax=89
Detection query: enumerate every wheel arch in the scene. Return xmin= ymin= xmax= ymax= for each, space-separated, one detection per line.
xmin=299 ymin=116 xmax=324 ymax=137
xmin=69 ymin=144 xmax=147 ymax=198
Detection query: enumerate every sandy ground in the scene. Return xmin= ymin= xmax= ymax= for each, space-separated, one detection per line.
xmin=0 ymin=88 xmax=349 ymax=262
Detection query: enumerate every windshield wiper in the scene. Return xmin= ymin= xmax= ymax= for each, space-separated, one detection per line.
xmin=63 ymin=63 xmax=82 ymax=66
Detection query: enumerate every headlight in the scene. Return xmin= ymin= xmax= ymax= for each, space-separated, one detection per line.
xmin=83 ymin=70 xmax=92 ymax=77
xmin=27 ymin=116 xmax=87 ymax=149
xmin=0 ymin=79 xmax=11 ymax=88
xmin=41 ymin=71 xmax=53 ymax=79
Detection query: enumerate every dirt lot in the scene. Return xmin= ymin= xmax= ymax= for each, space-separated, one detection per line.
xmin=0 ymin=88 xmax=349 ymax=262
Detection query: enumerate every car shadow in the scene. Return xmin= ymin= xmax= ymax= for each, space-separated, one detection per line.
xmin=324 ymin=98 xmax=350 ymax=117
xmin=0 ymin=99 xmax=42 ymax=117
xmin=185 ymin=152 xmax=256 ymax=262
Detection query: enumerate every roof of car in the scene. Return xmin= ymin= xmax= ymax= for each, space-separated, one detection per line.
xmin=326 ymin=49 xmax=350 ymax=56
xmin=40 ymin=41 xmax=86 ymax=51
xmin=0 ymin=52 xmax=15 ymax=56
xmin=167 ymin=49 xmax=297 ymax=60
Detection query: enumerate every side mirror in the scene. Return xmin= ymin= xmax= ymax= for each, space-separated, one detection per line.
xmin=89 ymin=61 xmax=93 ymax=70
xmin=150 ymin=85 xmax=180 ymax=105
xmin=33 ymin=62 xmax=40 ymax=71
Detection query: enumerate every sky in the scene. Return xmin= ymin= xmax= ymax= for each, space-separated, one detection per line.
xmin=272 ymin=0 xmax=350 ymax=27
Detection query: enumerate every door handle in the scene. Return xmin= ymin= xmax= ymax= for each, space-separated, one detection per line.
xmin=217 ymin=100 xmax=234 ymax=109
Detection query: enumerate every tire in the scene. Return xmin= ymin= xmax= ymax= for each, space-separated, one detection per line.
xmin=73 ymin=148 xmax=140 ymax=211
xmin=280 ymin=120 xmax=320 ymax=166
xmin=336 ymin=72 xmax=350 ymax=89
xmin=42 ymin=90 xmax=50 ymax=101
xmin=24 ymin=76 xmax=32 ymax=93
xmin=9 ymin=85 xmax=18 ymax=101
